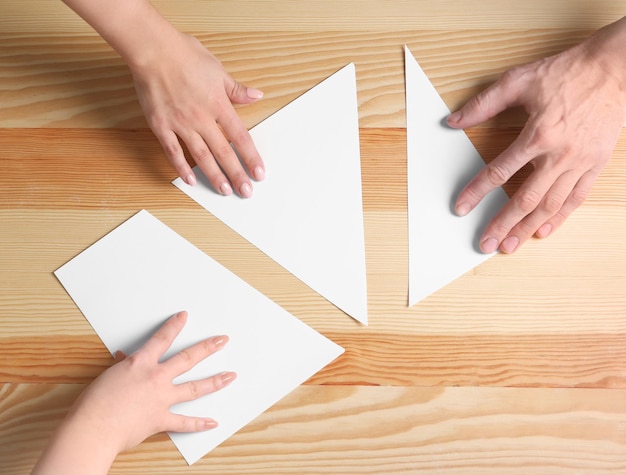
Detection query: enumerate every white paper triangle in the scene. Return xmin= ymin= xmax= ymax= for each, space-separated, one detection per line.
xmin=174 ymin=63 xmax=368 ymax=324
xmin=55 ymin=210 xmax=344 ymax=465
xmin=405 ymin=46 xmax=509 ymax=306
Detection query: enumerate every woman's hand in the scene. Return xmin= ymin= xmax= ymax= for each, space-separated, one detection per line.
xmin=61 ymin=0 xmax=265 ymax=197
xmin=131 ymin=32 xmax=265 ymax=197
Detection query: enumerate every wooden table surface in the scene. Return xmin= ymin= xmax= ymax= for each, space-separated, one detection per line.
xmin=1 ymin=1 xmax=626 ymax=473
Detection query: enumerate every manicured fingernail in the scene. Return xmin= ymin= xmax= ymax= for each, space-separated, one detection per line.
xmin=537 ymin=223 xmax=552 ymax=238
xmin=211 ymin=335 xmax=229 ymax=349
xmin=185 ymin=173 xmax=196 ymax=186
xmin=239 ymin=182 xmax=253 ymax=198
xmin=220 ymin=182 xmax=233 ymax=195
xmin=254 ymin=166 xmax=265 ymax=181
xmin=456 ymin=202 xmax=471 ymax=217
xmin=501 ymin=236 xmax=519 ymax=254
xmin=220 ymin=371 xmax=237 ymax=386
xmin=204 ymin=419 xmax=218 ymax=429
xmin=247 ymin=88 xmax=263 ymax=100
xmin=447 ymin=110 xmax=462 ymax=124
xmin=481 ymin=237 xmax=499 ymax=254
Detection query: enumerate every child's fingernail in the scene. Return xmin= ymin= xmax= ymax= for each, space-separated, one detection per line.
xmin=211 ymin=335 xmax=229 ymax=349
xmin=247 ymin=88 xmax=264 ymax=100
xmin=204 ymin=419 xmax=218 ymax=429
xmin=220 ymin=371 xmax=237 ymax=386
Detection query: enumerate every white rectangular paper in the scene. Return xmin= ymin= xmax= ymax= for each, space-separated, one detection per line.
xmin=55 ymin=210 xmax=344 ymax=464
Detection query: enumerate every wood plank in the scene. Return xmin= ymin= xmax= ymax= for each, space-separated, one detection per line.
xmin=1 ymin=1 xmax=623 ymax=33
xmin=2 ymin=383 xmax=626 ymax=474
xmin=0 ymin=30 xmax=595 ymax=128
xmin=1 ymin=128 xmax=624 ymax=210
xmin=2 ymin=332 xmax=626 ymax=389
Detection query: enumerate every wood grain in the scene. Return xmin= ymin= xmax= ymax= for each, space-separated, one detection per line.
xmin=0 ymin=29 xmax=595 ymax=128
xmin=2 ymin=384 xmax=626 ymax=474
xmin=1 ymin=1 xmax=626 ymax=473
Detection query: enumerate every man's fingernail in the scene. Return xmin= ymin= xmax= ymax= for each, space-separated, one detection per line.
xmin=254 ymin=166 xmax=265 ymax=181
xmin=447 ymin=110 xmax=462 ymax=124
xmin=220 ymin=182 xmax=233 ymax=195
xmin=537 ymin=223 xmax=552 ymax=238
xmin=247 ymin=88 xmax=263 ymax=100
xmin=185 ymin=173 xmax=196 ymax=186
xmin=220 ymin=371 xmax=237 ymax=386
xmin=501 ymin=236 xmax=519 ymax=254
xmin=456 ymin=202 xmax=471 ymax=216
xmin=481 ymin=237 xmax=499 ymax=254
xmin=239 ymin=183 xmax=253 ymax=198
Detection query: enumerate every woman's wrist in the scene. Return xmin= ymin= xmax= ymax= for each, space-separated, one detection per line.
xmin=62 ymin=0 xmax=181 ymax=71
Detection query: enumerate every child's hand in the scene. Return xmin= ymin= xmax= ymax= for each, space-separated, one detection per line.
xmin=32 ymin=311 xmax=235 ymax=475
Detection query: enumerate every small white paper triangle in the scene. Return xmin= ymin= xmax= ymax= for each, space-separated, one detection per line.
xmin=174 ymin=63 xmax=368 ymax=324
xmin=405 ymin=46 xmax=509 ymax=306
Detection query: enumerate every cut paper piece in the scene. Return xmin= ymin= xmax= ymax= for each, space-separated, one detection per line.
xmin=55 ymin=210 xmax=344 ymax=465
xmin=405 ymin=45 xmax=509 ymax=306
xmin=173 ymin=63 xmax=368 ymax=325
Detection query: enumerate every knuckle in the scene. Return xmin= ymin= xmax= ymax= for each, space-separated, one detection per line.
xmin=516 ymin=219 xmax=537 ymax=236
xmin=501 ymin=64 xmax=531 ymax=88
xmin=187 ymin=380 xmax=200 ymax=400
xmin=526 ymin=125 xmax=557 ymax=154
xmin=492 ymin=221 xmax=511 ymax=236
xmin=485 ymin=162 xmax=510 ymax=187
xmin=541 ymin=192 xmax=565 ymax=215
xmin=161 ymin=140 xmax=182 ymax=160
xmin=149 ymin=113 xmax=169 ymax=132
xmin=192 ymin=146 xmax=213 ymax=164
xmin=231 ymin=128 xmax=253 ymax=148
xmin=514 ymin=189 xmax=542 ymax=214
xmin=177 ymin=348 xmax=192 ymax=364
xmin=213 ymin=142 xmax=236 ymax=161
xmin=570 ymin=187 xmax=590 ymax=207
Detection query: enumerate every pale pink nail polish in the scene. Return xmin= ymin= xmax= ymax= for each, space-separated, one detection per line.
xmin=211 ymin=335 xmax=229 ymax=348
xmin=185 ymin=173 xmax=196 ymax=186
xmin=204 ymin=419 xmax=218 ymax=429
xmin=220 ymin=371 xmax=237 ymax=385
xmin=240 ymin=183 xmax=252 ymax=198
xmin=220 ymin=182 xmax=233 ymax=195
xmin=247 ymin=88 xmax=263 ymax=100
xmin=254 ymin=166 xmax=265 ymax=181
